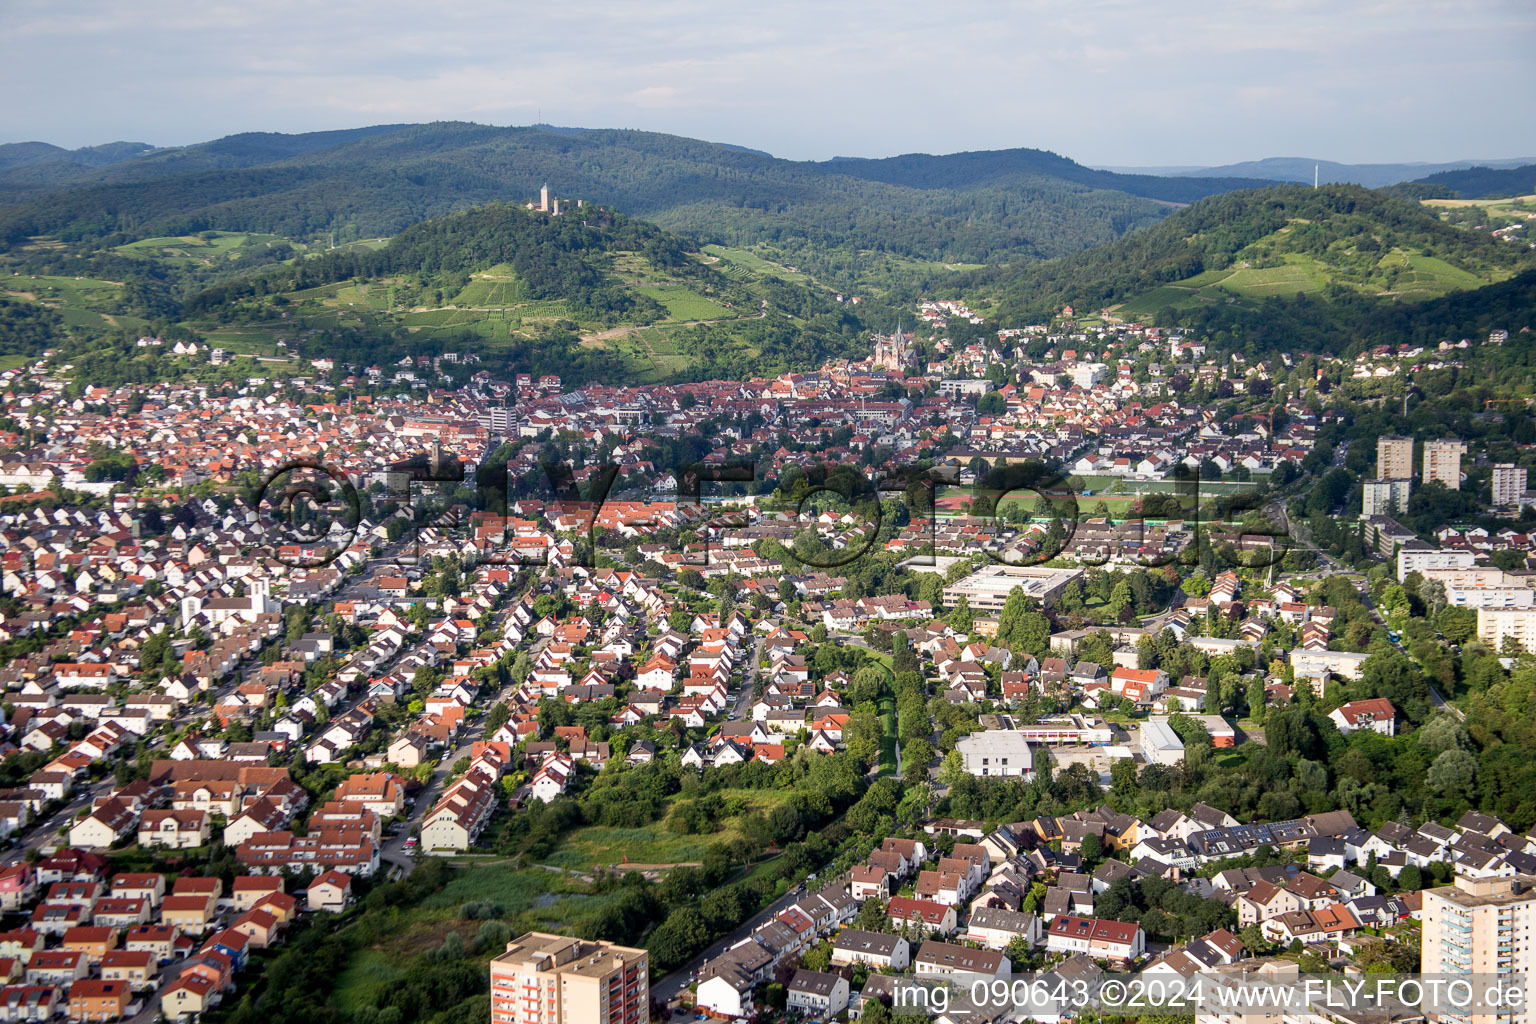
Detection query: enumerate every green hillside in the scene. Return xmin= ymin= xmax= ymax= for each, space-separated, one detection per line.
xmin=0 ymin=122 xmax=1276 ymax=267
xmin=975 ymin=184 xmax=1536 ymax=324
xmin=31 ymin=201 xmax=876 ymax=386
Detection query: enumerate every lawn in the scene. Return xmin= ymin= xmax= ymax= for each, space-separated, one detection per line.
xmin=204 ymin=326 xmax=289 ymax=353
xmin=1119 ymin=233 xmax=1510 ymax=317
xmin=331 ymin=282 xmax=395 ymax=311
xmin=878 ymin=695 xmax=898 ymax=775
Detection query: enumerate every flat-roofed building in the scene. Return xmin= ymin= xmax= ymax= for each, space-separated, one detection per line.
xmin=1492 ymin=463 xmax=1529 ymax=508
xmin=1397 ymin=541 xmax=1478 ymax=581
xmin=1477 ymin=607 xmax=1536 ymax=653
xmin=1376 ymin=435 xmax=1414 ymax=481
xmin=1362 ymin=477 xmax=1411 ymax=516
xmin=1191 ymin=715 xmax=1236 ymax=748
xmin=488 ymin=931 xmax=647 ymax=1024
xmin=1423 ymin=438 xmax=1467 ymax=489
xmin=956 ymin=731 xmax=1033 ymax=778
xmin=1423 ymin=875 xmax=1536 ymax=1024
xmin=943 ymin=564 xmax=1084 ymax=613
xmin=1140 ymin=718 xmax=1185 ymax=766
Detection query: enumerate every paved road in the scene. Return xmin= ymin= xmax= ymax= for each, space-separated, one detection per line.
xmin=1273 ymin=499 xmax=1464 ymax=720
xmin=651 ymin=878 xmax=840 ymax=1005
xmin=381 ymin=663 xmax=529 ymax=873
xmin=1356 ymin=588 xmax=1465 ymax=721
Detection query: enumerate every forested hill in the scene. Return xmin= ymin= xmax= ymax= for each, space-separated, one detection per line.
xmin=0 ymin=122 xmax=1277 ymax=264
xmin=819 ymin=147 xmax=1266 ymax=202
xmin=973 ymin=184 xmax=1536 ymax=326
xmin=165 ymin=201 xmax=874 ymax=385
xmin=185 ymin=202 xmax=712 ymax=324
xmin=1412 ymin=163 xmax=1536 ymax=199
xmin=0 ymin=140 xmax=157 ymax=177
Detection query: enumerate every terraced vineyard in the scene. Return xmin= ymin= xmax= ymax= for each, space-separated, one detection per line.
xmin=0 ymin=272 xmax=150 ymax=333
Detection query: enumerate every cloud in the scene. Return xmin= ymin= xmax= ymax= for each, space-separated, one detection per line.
xmin=0 ymin=0 xmax=1532 ymax=165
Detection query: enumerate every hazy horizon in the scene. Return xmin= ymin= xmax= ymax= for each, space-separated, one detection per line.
xmin=5 ymin=122 xmax=1536 ymax=176
xmin=3 ymin=0 xmax=1533 ymax=167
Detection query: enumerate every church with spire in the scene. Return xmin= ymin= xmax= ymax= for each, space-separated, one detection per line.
xmin=871 ymin=322 xmax=916 ymax=373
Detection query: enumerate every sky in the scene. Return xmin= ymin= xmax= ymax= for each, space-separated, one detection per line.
xmin=3 ymin=0 xmax=1534 ymax=167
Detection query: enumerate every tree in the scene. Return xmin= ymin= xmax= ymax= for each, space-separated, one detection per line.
xmin=1416 ymin=715 xmax=1469 ymax=754
xmin=947 ymin=595 xmax=973 ymax=634
xmin=1107 ymin=580 xmax=1133 ymax=617
xmin=1079 ymin=833 xmax=1104 ymax=864
xmin=1421 ymin=579 xmax=1447 ymax=620
xmin=1110 ymin=757 xmax=1138 ymax=793
xmin=937 ymin=749 xmax=965 ymax=788
xmin=862 ymin=999 xmax=894 ymax=1024
xmin=905 ymin=739 xmax=935 ymax=786
xmin=855 ymin=898 xmax=887 ymax=931
xmin=998 ymin=589 xmax=1052 ymax=659
xmin=845 ymin=713 xmax=882 ymax=765
xmin=1246 ymin=677 xmax=1267 ymax=724
xmin=646 ymin=907 xmax=709 ymax=971
xmin=1427 ymin=748 xmax=1478 ymax=797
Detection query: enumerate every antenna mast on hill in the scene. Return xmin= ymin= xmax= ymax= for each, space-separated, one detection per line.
xmin=1314 ymin=164 xmax=1319 ymax=189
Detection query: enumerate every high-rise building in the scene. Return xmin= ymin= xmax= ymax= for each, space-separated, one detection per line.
xmin=1476 ymin=607 xmax=1536 ymax=653
xmin=1377 ymin=435 xmax=1414 ymax=481
xmin=1423 ymin=438 xmax=1468 ymax=490
xmin=490 ymin=932 xmax=648 ymax=1024
xmin=1492 ymin=463 xmax=1528 ymax=508
xmin=1422 ymin=874 xmax=1536 ymax=1024
xmin=1362 ymin=477 xmax=1411 ymax=516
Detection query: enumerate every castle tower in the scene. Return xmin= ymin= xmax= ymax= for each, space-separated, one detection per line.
xmin=539 ymin=184 xmax=550 ymax=213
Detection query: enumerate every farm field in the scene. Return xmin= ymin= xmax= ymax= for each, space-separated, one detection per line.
xmin=1422 ymin=194 xmax=1536 ymax=209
